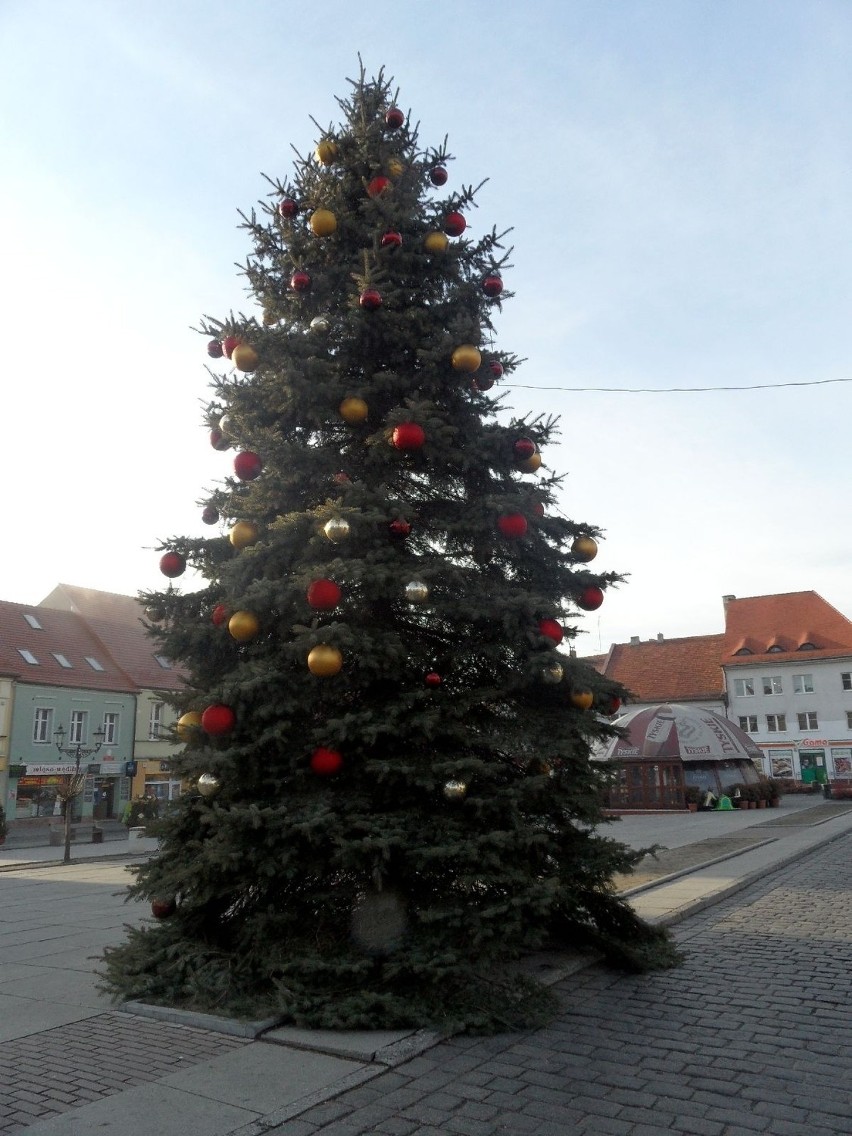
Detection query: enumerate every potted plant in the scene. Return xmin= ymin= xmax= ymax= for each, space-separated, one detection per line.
xmin=727 ymin=784 xmax=746 ymax=808
xmin=685 ymin=786 xmax=702 ymax=813
xmin=0 ymin=805 xmax=7 ymax=846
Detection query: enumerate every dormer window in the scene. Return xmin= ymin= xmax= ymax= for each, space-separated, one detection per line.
xmin=85 ymin=656 xmax=105 ymax=672
xmin=18 ymin=649 xmax=39 ymax=665
xmin=52 ymin=653 xmax=72 ymax=668
xmin=734 ymin=647 xmax=753 ymax=656
xmin=767 ymin=644 xmax=785 ymax=653
xmin=23 ymin=613 xmax=43 ymax=629
xmin=153 ymin=655 xmax=172 ymax=669
xmin=798 ymin=642 xmax=816 ymax=651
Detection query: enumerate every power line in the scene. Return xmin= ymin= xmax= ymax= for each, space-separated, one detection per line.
xmin=506 ymin=376 xmax=852 ymax=394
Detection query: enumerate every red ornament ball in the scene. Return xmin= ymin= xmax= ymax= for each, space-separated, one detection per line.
xmin=538 ymin=618 xmax=564 ymax=645
xmin=385 ymin=106 xmax=405 ymax=129
xmin=290 ymin=270 xmax=312 ymax=292
xmin=151 ymin=897 xmax=176 ymax=919
xmin=388 ymin=519 xmax=412 ymax=539
xmin=577 ymin=585 xmax=605 ymax=611
xmin=233 ymin=451 xmax=262 ymax=481
xmin=443 ymin=211 xmax=466 ymax=237
xmin=207 ymin=339 xmax=223 ymax=359
xmin=201 ymin=504 xmax=219 ymax=525
xmin=498 ymin=513 xmax=528 ymax=539
xmin=381 ymin=230 xmax=403 ymax=249
xmin=159 ymin=552 xmax=186 ymax=578
xmin=306 ymin=578 xmax=342 ymax=610
xmin=367 ymin=176 xmax=392 ymax=199
xmin=310 ymin=746 xmax=343 ymax=775
xmin=333 ymin=471 xmax=350 ymax=485
xmin=599 ymin=694 xmax=622 ymax=716
xmin=201 ymin=704 xmax=235 ymax=736
xmin=513 ymin=438 xmax=537 ymax=460
xmin=277 ymin=197 xmax=298 ymax=218
xmin=430 ymin=166 xmax=448 ymax=186
xmin=489 ymin=360 xmax=504 ymax=379
xmin=360 ymin=289 xmax=382 ymax=310
xmin=531 ymin=502 xmax=545 ymax=518
xmin=392 ymin=422 xmax=425 ymax=451
xmin=210 ymin=427 xmax=231 ymax=451
xmin=425 ymin=671 xmax=442 ymax=687
xmin=211 ymin=603 xmax=229 ymax=627
xmin=472 ymin=374 xmax=494 ymax=392
xmin=482 ymin=274 xmax=504 ymax=298
xmin=222 ymin=335 xmax=241 ymax=359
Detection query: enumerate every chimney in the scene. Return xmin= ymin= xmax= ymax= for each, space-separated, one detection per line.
xmin=657 ymin=633 xmax=664 ymax=642
xmin=722 ymin=594 xmax=736 ymax=608
xmin=630 ymin=636 xmax=640 ymax=645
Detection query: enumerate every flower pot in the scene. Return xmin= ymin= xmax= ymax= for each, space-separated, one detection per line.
xmin=687 ymin=803 xmax=698 ymax=813
xmin=757 ymin=800 xmax=767 ymax=808
xmin=769 ymin=797 xmax=780 ymax=807
xmin=748 ymin=801 xmax=757 ymax=809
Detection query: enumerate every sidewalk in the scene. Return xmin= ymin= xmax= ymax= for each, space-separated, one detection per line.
xmin=2 ymin=795 xmax=851 ymax=1136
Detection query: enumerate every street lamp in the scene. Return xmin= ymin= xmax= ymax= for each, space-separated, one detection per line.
xmin=54 ymin=722 xmax=106 ymax=865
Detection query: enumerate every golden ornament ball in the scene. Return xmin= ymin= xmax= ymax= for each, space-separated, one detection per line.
xmin=176 ymin=711 xmax=203 ymax=740
xmin=443 ymin=779 xmax=468 ymax=801
xmin=569 ymin=689 xmax=594 ymax=711
xmin=571 ymin=535 xmax=598 ymax=563
xmin=315 ymin=139 xmax=338 ymax=165
xmin=451 ymin=344 xmax=482 ymax=373
xmin=197 ymin=772 xmax=221 ymax=798
xmin=231 ymin=344 xmax=258 ymax=372
xmin=228 ymin=610 xmax=260 ymax=643
xmin=387 ymin=158 xmax=404 ymax=177
xmin=323 ymin=517 xmax=351 ymax=543
xmin=309 ymin=209 xmax=337 ymax=236
xmin=405 ymin=580 xmax=430 ymax=604
xmin=310 ymin=315 xmax=330 ymax=334
xmin=229 ymin=520 xmax=259 ymax=549
xmin=339 ymin=396 xmax=369 ymax=423
xmin=308 ymin=644 xmax=343 ymax=677
xmin=519 ymin=452 xmax=542 ymax=473
xmin=424 ymin=231 xmax=449 ymax=254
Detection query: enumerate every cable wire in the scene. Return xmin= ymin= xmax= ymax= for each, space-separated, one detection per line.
xmin=506 ymin=376 xmax=852 ymax=394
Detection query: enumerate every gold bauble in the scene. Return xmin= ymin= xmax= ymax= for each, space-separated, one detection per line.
xmin=570 ymin=689 xmax=594 ymax=711
xmin=231 ymin=344 xmax=258 ymax=372
xmin=323 ymin=517 xmax=351 ymax=543
xmin=424 ymin=231 xmax=449 ymax=254
xmin=405 ymin=580 xmax=430 ymax=604
xmin=310 ymin=316 xmax=330 ymax=334
xmin=339 ymin=396 xmax=369 ymax=423
xmin=315 ymin=139 xmax=338 ymax=165
xmin=228 ymin=610 xmax=260 ymax=643
xmin=443 ymin=779 xmax=468 ymax=801
xmin=451 ymin=344 xmax=481 ymax=373
xmin=176 ymin=711 xmax=203 ymax=740
xmin=571 ymin=535 xmax=598 ymax=563
xmin=387 ymin=158 xmax=404 ymax=177
xmin=308 ymin=644 xmax=343 ymax=677
xmin=229 ymin=521 xmax=259 ymax=549
xmin=309 ymin=209 xmax=337 ymax=236
xmin=197 ymin=773 xmax=221 ymax=798
xmin=519 ymin=452 xmax=542 ymax=473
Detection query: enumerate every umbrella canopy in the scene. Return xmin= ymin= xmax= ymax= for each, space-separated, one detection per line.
xmin=602 ymin=703 xmax=765 ymax=763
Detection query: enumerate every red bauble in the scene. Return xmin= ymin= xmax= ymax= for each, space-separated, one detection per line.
xmin=201 ymin=704 xmax=235 ymax=736
xmin=472 ymin=374 xmax=494 ymax=392
xmin=211 ymin=603 xmax=229 ymax=627
xmin=277 ymin=197 xmax=298 ymax=218
xmin=443 ymin=211 xmax=466 ymax=237
xmin=392 ymin=422 xmax=425 ymax=450
xmin=290 ymin=270 xmax=312 ymax=292
xmin=381 ymin=230 xmax=403 ymax=249
xmin=360 ymin=289 xmax=382 ymax=310
xmin=388 ymin=519 xmax=412 ymax=539
xmin=430 ymin=166 xmax=448 ymax=186
xmin=151 ymin=898 xmax=176 ymax=919
xmin=333 ymin=471 xmax=350 ymax=484
xmin=310 ymin=746 xmax=343 ymax=775
xmin=201 ymin=504 xmax=219 ymax=525
xmin=210 ymin=427 xmax=231 ymax=451
xmin=538 ymin=618 xmax=564 ymax=645
xmin=498 ymin=513 xmax=528 ymax=539
xmin=577 ymin=585 xmax=605 ymax=611
xmin=425 ymin=672 xmax=442 ymax=687
xmin=531 ymin=502 xmax=545 ymax=518
xmin=159 ymin=552 xmax=186 ymax=578
xmin=222 ymin=335 xmax=241 ymax=359
xmin=489 ymin=360 xmax=504 ymax=379
xmin=385 ymin=106 xmax=405 ymax=129
xmin=367 ymin=176 xmax=392 ymax=198
xmin=513 ymin=438 xmax=537 ymax=460
xmin=207 ymin=339 xmax=223 ymax=358
xmin=482 ymin=274 xmax=504 ymax=298
xmin=306 ymin=578 xmax=342 ymax=610
xmin=599 ymin=694 xmax=622 ymax=716
xmin=233 ymin=451 xmax=262 ymax=481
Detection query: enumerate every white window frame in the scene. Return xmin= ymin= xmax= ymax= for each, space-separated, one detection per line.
xmin=33 ymin=707 xmax=53 ymax=744
xmin=148 ymin=702 xmax=163 ymax=741
xmin=738 ymin=715 xmax=758 ymax=733
xmin=69 ymin=710 xmax=88 ymax=745
xmin=734 ymin=678 xmax=755 ymax=697
xmin=842 ymin=673 xmax=852 ymax=691
xmin=766 ymin=714 xmax=787 ymax=733
xmin=797 ymin=711 xmax=819 ymax=731
xmin=793 ymin=674 xmax=814 ymax=694
xmin=762 ymin=676 xmax=783 ymax=696
xmin=103 ymin=712 xmax=120 ymax=746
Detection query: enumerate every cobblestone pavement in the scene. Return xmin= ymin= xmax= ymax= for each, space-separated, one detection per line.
xmin=0 ymin=1013 xmax=248 ymax=1134
xmin=267 ymin=833 xmax=852 ymax=1136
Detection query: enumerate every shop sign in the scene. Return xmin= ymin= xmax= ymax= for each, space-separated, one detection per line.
xmin=799 ymin=738 xmax=829 ymax=748
xmin=25 ymin=763 xmax=78 ymax=776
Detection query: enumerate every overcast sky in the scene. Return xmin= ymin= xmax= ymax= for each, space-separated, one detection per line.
xmin=1 ymin=0 xmax=850 ymax=652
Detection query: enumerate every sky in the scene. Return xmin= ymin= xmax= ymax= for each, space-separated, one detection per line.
xmin=1 ymin=0 xmax=850 ymax=654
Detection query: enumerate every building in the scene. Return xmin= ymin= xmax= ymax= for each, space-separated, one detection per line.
xmin=586 ymin=633 xmax=725 ymax=714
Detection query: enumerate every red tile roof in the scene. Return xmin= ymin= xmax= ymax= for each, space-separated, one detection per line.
xmin=722 ymin=591 xmax=852 ymax=665
xmin=583 ymin=634 xmax=725 ymax=703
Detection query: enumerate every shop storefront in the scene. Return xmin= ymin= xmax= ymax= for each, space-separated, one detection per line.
xmin=10 ymin=762 xmax=130 ymax=823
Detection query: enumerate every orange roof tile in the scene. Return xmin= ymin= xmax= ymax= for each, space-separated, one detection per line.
xmin=723 ymin=591 xmax=852 ymax=665
xmin=581 ymin=634 xmax=725 ymax=703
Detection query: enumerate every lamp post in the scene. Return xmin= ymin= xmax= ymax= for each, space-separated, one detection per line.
xmin=54 ymin=722 xmax=105 ymax=865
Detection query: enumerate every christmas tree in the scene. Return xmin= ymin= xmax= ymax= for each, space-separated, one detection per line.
xmin=102 ymin=65 xmax=677 ymax=1031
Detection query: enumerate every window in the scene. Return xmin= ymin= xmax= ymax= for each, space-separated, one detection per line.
xmin=17 ymin=649 xmax=39 ymax=665
xmin=33 ymin=707 xmax=53 ymax=743
xmin=847 ymin=712 xmax=852 ymax=730
xmin=148 ymin=702 xmax=163 ymax=740
xmin=153 ymin=655 xmax=172 ymax=670
xmin=734 ymin=648 xmax=752 ymax=656
xmin=69 ymin=710 xmax=88 ymax=744
xmin=798 ymin=642 xmax=816 ymax=651
xmin=762 ymin=676 xmax=783 ymax=696
xmin=793 ymin=674 xmax=814 ymax=694
xmin=739 ymin=716 xmax=758 ymax=733
xmin=767 ymin=644 xmax=786 ymax=653
xmin=766 ymin=714 xmax=787 ymax=732
xmin=842 ymin=673 xmax=852 ymax=691
xmin=85 ymin=656 xmax=104 ymax=672
xmin=797 ymin=711 xmax=818 ymax=731
xmin=52 ymin=652 xmax=72 ymax=668
xmin=734 ymin=678 xmax=755 ymax=697
xmin=23 ymin=613 xmax=43 ymax=629
xmin=103 ymin=712 xmax=120 ymax=745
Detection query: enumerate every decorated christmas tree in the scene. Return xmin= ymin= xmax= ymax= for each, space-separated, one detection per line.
xmin=103 ymin=65 xmax=677 ymax=1031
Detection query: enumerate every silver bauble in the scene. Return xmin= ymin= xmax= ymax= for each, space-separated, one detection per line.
xmin=197 ymin=773 xmax=221 ymax=798
xmin=323 ymin=517 xmax=351 ymax=543
xmin=218 ymin=413 xmax=235 ymax=438
xmin=405 ymin=580 xmax=430 ymax=604
xmin=310 ymin=316 xmax=330 ymax=334
xmin=443 ymin=779 xmax=468 ymax=801
xmin=541 ymin=660 xmax=564 ymax=684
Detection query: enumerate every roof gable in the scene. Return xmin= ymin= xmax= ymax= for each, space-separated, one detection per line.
xmin=583 ymin=634 xmax=725 ymax=703
xmin=723 ymin=591 xmax=852 ymax=664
